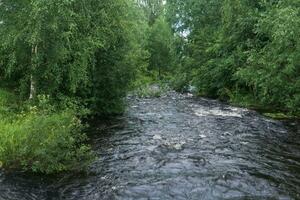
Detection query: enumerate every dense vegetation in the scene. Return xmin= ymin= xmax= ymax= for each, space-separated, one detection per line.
xmin=0 ymin=0 xmax=148 ymax=115
xmin=0 ymin=0 xmax=299 ymax=173
xmin=0 ymin=90 xmax=94 ymax=173
xmin=168 ymin=0 xmax=300 ymax=115
xmin=0 ymin=0 xmax=147 ymax=173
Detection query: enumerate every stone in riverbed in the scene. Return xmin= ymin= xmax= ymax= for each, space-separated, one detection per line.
xmin=153 ymin=135 xmax=162 ymax=140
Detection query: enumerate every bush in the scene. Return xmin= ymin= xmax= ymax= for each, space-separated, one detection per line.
xmin=0 ymin=95 xmax=94 ymax=174
xmin=0 ymin=89 xmax=18 ymax=118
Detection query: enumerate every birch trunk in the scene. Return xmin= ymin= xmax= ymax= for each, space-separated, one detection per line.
xmin=29 ymin=45 xmax=38 ymax=100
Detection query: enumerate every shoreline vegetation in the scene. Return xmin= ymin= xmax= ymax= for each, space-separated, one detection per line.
xmin=132 ymin=83 xmax=300 ymax=120
xmin=0 ymin=89 xmax=95 ymax=174
xmin=0 ymin=82 xmax=298 ymax=174
xmin=0 ymin=0 xmax=299 ymax=174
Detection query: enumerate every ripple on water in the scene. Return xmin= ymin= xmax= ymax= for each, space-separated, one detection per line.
xmin=0 ymin=92 xmax=299 ymax=200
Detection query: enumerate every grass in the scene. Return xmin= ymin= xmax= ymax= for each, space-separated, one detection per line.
xmin=0 ymin=89 xmax=95 ymax=174
xmin=0 ymin=89 xmax=19 ymax=118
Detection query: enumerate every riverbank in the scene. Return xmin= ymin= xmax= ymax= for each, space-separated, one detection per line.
xmin=1 ymin=90 xmax=300 ymax=199
xmin=135 ymin=83 xmax=300 ymax=121
xmin=0 ymin=89 xmax=94 ymax=174
xmin=228 ymin=99 xmax=300 ymax=121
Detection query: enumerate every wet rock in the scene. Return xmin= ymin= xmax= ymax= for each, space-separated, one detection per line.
xmin=173 ymin=143 xmax=183 ymax=150
xmin=153 ymin=135 xmax=162 ymax=140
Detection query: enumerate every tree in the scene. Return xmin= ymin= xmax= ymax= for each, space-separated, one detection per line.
xmin=147 ymin=16 xmax=174 ymax=79
xmin=167 ymin=0 xmax=300 ymax=115
xmin=0 ymin=0 xmax=94 ymax=98
xmin=236 ymin=0 xmax=300 ymax=113
xmin=137 ymin=0 xmax=165 ymax=25
xmin=0 ymin=0 xmax=147 ymax=115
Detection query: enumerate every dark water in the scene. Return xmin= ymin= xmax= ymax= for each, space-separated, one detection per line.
xmin=1 ymin=92 xmax=300 ymax=200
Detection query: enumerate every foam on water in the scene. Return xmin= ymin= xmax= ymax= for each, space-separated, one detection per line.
xmin=194 ymin=107 xmax=244 ymax=118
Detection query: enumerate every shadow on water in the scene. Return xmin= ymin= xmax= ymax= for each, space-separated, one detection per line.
xmin=1 ymin=91 xmax=300 ymax=200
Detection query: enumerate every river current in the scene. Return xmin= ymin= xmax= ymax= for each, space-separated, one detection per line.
xmin=1 ymin=92 xmax=300 ymax=199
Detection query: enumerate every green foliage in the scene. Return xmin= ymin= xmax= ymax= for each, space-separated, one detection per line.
xmin=0 ymin=96 xmax=94 ymax=174
xmin=0 ymin=0 xmax=149 ymax=174
xmin=168 ymin=0 xmax=300 ymax=116
xmin=263 ymin=112 xmax=294 ymax=120
xmin=0 ymin=89 xmax=19 ymax=119
xmin=0 ymin=0 xmax=147 ymax=115
xmin=1 ymin=0 xmax=298 ymax=174
xmin=137 ymin=0 xmax=165 ymax=25
xmin=147 ymin=16 xmax=175 ymax=79
xmin=236 ymin=1 xmax=300 ymax=114
xmin=0 ymin=0 xmax=153 ymax=174
xmin=89 ymin=0 xmax=149 ymax=115
xmin=0 ymin=89 xmax=15 ymax=109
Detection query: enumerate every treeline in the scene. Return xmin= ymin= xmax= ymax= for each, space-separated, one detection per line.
xmin=168 ymin=0 xmax=300 ymax=115
xmin=0 ymin=0 xmax=174 ymax=173
xmin=0 ymin=0 xmax=148 ymax=115
xmin=0 ymin=0 xmax=175 ymax=113
xmin=0 ymin=0 xmax=298 ymax=174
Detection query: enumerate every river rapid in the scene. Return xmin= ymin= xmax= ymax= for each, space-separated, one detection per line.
xmin=0 ymin=91 xmax=300 ymax=200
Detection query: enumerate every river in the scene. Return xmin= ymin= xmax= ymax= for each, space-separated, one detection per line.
xmin=0 ymin=91 xmax=300 ymax=199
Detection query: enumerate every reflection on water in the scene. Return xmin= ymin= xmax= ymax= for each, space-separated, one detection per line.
xmin=1 ymin=91 xmax=300 ymax=200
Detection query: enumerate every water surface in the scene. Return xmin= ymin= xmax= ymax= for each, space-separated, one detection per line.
xmin=1 ymin=92 xmax=300 ymax=199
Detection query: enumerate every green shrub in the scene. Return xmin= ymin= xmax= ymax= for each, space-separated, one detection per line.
xmin=0 ymin=89 xmax=11 ymax=106
xmin=0 ymin=107 xmax=94 ymax=174
xmin=0 ymin=89 xmax=19 ymax=119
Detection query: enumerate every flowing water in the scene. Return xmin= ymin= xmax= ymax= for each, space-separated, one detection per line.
xmin=1 ymin=92 xmax=300 ymax=200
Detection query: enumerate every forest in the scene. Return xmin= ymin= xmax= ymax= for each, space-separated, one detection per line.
xmin=0 ymin=0 xmax=299 ymax=175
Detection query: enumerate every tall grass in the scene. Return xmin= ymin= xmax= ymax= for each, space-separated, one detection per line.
xmin=0 ymin=89 xmax=94 ymax=174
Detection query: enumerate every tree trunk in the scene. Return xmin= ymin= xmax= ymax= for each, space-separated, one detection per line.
xmin=29 ymin=45 xmax=38 ymax=100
